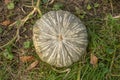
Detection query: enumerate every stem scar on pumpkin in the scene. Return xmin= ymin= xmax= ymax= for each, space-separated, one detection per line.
xmin=58 ymin=34 xmax=63 ymax=41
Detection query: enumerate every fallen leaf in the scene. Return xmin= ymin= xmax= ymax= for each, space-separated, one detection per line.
xmin=4 ymin=0 xmax=11 ymax=4
xmin=1 ymin=20 xmax=11 ymax=26
xmin=90 ymin=54 xmax=98 ymax=67
xmin=20 ymin=56 xmax=35 ymax=63
xmin=26 ymin=60 xmax=39 ymax=71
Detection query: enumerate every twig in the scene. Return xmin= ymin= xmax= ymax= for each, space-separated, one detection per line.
xmin=49 ymin=0 xmax=55 ymax=5
xmin=52 ymin=67 xmax=71 ymax=80
xmin=103 ymin=14 xmax=120 ymax=21
xmin=113 ymin=14 xmax=120 ymax=19
xmin=0 ymin=26 xmax=20 ymax=49
xmin=6 ymin=66 xmax=16 ymax=79
xmin=23 ymin=3 xmax=33 ymax=8
xmin=10 ymin=0 xmax=42 ymax=26
xmin=21 ymin=7 xmax=26 ymax=14
xmin=77 ymin=62 xmax=82 ymax=80
xmin=111 ymin=74 xmax=120 ymax=77
xmin=0 ymin=0 xmax=42 ymax=49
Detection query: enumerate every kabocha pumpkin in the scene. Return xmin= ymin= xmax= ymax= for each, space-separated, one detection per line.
xmin=33 ymin=10 xmax=88 ymax=67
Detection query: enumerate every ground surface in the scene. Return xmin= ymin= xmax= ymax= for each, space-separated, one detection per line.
xmin=0 ymin=0 xmax=120 ymax=80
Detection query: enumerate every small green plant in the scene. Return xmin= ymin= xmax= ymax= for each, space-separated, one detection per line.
xmin=87 ymin=3 xmax=99 ymax=10
xmin=7 ymin=1 xmax=15 ymax=10
xmin=94 ymin=3 xmax=99 ymax=8
xmin=53 ymin=3 xmax=64 ymax=10
xmin=3 ymin=46 xmax=14 ymax=60
xmin=75 ymin=7 xmax=86 ymax=19
xmin=23 ymin=40 xmax=32 ymax=49
xmin=87 ymin=4 xmax=92 ymax=10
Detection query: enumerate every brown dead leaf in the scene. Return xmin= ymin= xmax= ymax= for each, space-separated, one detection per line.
xmin=1 ymin=20 xmax=11 ymax=26
xmin=26 ymin=60 xmax=39 ymax=71
xmin=20 ymin=56 xmax=35 ymax=63
xmin=4 ymin=0 xmax=11 ymax=4
xmin=90 ymin=54 xmax=98 ymax=67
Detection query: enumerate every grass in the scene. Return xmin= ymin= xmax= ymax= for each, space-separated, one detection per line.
xmin=0 ymin=0 xmax=120 ymax=80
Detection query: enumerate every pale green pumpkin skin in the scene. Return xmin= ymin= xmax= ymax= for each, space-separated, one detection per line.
xmin=33 ymin=10 xmax=88 ymax=67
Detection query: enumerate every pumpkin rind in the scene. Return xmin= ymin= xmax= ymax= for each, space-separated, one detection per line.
xmin=33 ymin=10 xmax=88 ymax=67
